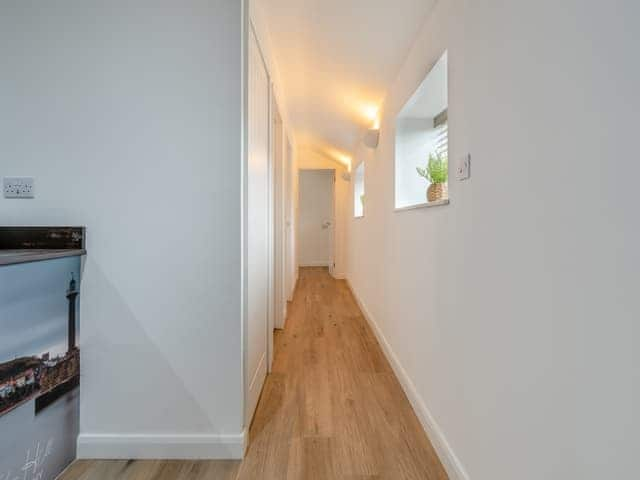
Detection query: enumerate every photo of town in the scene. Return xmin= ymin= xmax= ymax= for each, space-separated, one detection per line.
xmin=0 ymin=271 xmax=80 ymax=418
xmin=0 ymin=346 xmax=79 ymax=417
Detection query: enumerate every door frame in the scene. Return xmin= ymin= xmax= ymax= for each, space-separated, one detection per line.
xmin=272 ymin=104 xmax=287 ymax=332
xmin=267 ymin=87 xmax=279 ymax=371
xmin=329 ymin=170 xmax=336 ymax=276
xmin=285 ymin=139 xmax=295 ymax=302
xmin=244 ymin=18 xmax=275 ymax=429
xmin=298 ymin=168 xmax=336 ymax=273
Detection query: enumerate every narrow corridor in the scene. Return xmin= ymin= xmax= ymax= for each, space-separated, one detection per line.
xmin=61 ymin=268 xmax=448 ymax=480
xmin=236 ymin=267 xmax=448 ymax=479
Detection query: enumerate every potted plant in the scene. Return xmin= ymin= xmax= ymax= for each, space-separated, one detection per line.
xmin=417 ymin=152 xmax=448 ymax=202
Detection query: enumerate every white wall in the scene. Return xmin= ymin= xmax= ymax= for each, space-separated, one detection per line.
xmin=353 ymin=162 xmax=365 ymax=218
xmin=298 ymin=149 xmax=349 ymax=279
xmin=346 ymin=1 xmax=639 ymax=479
xmin=0 ymin=0 xmax=245 ymax=458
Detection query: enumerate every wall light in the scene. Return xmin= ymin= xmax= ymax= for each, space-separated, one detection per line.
xmin=363 ymin=105 xmax=380 ymax=149
xmin=363 ymin=105 xmax=379 ymax=125
xmin=363 ymin=128 xmax=380 ymax=149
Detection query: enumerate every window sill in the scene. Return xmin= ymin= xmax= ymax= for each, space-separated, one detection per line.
xmin=394 ymin=198 xmax=449 ymax=212
xmin=354 ymin=215 xmax=365 ymax=220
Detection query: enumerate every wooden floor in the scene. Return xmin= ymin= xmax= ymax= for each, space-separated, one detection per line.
xmin=60 ymin=460 xmax=240 ymax=480
xmin=61 ymin=268 xmax=447 ymax=480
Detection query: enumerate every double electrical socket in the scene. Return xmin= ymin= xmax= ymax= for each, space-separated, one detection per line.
xmin=3 ymin=177 xmax=35 ymax=198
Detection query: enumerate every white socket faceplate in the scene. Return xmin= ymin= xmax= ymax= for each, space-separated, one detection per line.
xmin=3 ymin=177 xmax=35 ymax=198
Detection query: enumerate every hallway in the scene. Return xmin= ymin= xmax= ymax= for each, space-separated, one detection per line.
xmin=61 ymin=268 xmax=447 ymax=480
xmin=238 ymin=267 xmax=447 ymax=479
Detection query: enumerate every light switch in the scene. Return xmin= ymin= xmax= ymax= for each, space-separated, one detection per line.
xmin=3 ymin=177 xmax=35 ymax=198
xmin=457 ymin=154 xmax=471 ymax=181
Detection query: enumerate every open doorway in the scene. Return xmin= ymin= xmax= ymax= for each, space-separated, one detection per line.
xmin=298 ymin=169 xmax=335 ymax=274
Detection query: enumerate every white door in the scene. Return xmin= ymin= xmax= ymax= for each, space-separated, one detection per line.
xmin=273 ymin=110 xmax=286 ymax=330
xmin=298 ymin=170 xmax=334 ymax=269
xmin=284 ymin=140 xmax=295 ymax=300
xmin=246 ymin=28 xmax=269 ymax=424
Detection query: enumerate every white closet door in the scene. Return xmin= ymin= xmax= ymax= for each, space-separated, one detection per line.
xmin=285 ymin=140 xmax=295 ymax=300
xmin=273 ymin=116 xmax=285 ymax=330
xmin=246 ymin=28 xmax=269 ymax=423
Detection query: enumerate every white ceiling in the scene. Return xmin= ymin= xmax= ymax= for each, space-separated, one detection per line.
xmin=257 ymin=0 xmax=436 ymax=164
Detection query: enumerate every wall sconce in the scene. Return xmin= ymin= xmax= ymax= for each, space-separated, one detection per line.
xmin=362 ymin=105 xmax=380 ymax=149
xmin=363 ymin=128 xmax=380 ymax=149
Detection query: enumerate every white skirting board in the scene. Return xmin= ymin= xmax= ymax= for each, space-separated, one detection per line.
xmin=299 ymin=261 xmax=330 ymax=267
xmin=288 ymin=275 xmax=298 ymax=302
xmin=77 ymin=431 xmax=247 ymax=460
xmin=345 ymin=279 xmax=470 ymax=480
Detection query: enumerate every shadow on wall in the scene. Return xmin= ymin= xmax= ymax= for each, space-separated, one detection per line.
xmin=78 ymin=258 xmax=238 ymax=453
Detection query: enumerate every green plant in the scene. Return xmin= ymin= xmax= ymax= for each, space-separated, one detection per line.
xmin=417 ymin=152 xmax=448 ymax=184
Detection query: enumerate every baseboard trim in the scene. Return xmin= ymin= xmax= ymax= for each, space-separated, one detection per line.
xmin=246 ymin=351 xmax=267 ymax=427
xmin=345 ymin=279 xmax=470 ymax=480
xmin=278 ymin=304 xmax=287 ymax=329
xmin=288 ymin=273 xmax=299 ymax=302
xmin=77 ymin=431 xmax=246 ymax=460
xmin=299 ymin=261 xmax=330 ymax=267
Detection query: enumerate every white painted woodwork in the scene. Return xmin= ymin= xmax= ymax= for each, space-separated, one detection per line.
xmin=284 ymin=140 xmax=297 ymax=301
xmin=298 ymin=170 xmax=334 ymax=268
xmin=246 ymin=27 xmax=270 ymax=424
xmin=273 ymin=109 xmax=286 ymax=329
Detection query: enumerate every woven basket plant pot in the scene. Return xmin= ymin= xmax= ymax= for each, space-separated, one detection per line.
xmin=427 ymin=182 xmax=448 ymax=202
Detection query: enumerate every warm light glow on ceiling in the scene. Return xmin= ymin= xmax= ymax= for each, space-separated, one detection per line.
xmin=324 ymin=146 xmax=352 ymax=171
xmin=363 ymin=105 xmax=380 ymax=129
xmin=363 ymin=105 xmax=378 ymax=122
